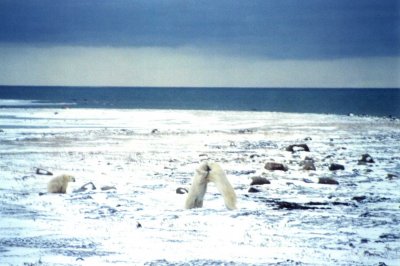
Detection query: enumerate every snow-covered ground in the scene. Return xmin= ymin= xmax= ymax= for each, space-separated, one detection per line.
xmin=0 ymin=108 xmax=399 ymax=265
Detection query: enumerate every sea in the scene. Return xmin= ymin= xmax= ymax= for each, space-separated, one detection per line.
xmin=0 ymin=86 xmax=399 ymax=117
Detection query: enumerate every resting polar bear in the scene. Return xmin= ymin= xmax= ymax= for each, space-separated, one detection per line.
xmin=185 ymin=162 xmax=236 ymax=210
xmin=47 ymin=174 xmax=75 ymax=193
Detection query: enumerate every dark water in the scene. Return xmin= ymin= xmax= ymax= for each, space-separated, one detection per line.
xmin=0 ymin=86 xmax=399 ymax=116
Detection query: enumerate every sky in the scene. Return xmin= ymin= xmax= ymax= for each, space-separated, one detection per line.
xmin=0 ymin=0 xmax=399 ymax=88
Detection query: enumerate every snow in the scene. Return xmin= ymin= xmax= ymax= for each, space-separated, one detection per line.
xmin=0 ymin=108 xmax=399 ymax=265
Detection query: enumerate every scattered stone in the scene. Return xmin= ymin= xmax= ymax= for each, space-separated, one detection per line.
xmin=324 ymin=201 xmax=352 ymax=206
xmin=176 ymin=187 xmax=188 ymax=194
xmin=358 ymin=154 xmax=375 ymax=164
xmin=232 ymin=170 xmax=256 ymax=175
xmin=248 ymin=187 xmax=261 ymax=193
xmin=264 ymin=162 xmax=288 ymax=171
xmin=360 ymin=212 xmax=372 ymax=217
xmin=35 ymin=168 xmax=53 ymax=176
xmin=286 ymin=144 xmax=310 ymax=153
xmin=273 ymin=201 xmax=351 ymax=210
xmin=136 ymin=222 xmax=142 ymax=228
xmin=379 ymin=233 xmax=400 ymax=240
xmin=303 ymin=178 xmax=314 ymax=183
xmin=74 ymin=182 xmax=97 ymax=193
xmin=304 ymin=137 xmax=312 ymax=141
xmin=318 ymin=177 xmax=339 ymax=185
xmin=302 ymin=160 xmax=316 ymax=171
xmin=151 ymin=129 xmax=159 ymax=134
xmin=329 ymin=163 xmax=345 ymax=171
xmin=250 ymin=177 xmax=270 ymax=185
xmin=249 ymin=154 xmax=260 ymax=159
xmin=274 ymin=201 xmax=321 ymax=210
xmin=101 ymin=185 xmax=116 ymax=191
xmin=387 ymin=173 xmax=398 ymax=180
xmin=352 ymin=196 xmax=367 ymax=202
xmin=304 ymin=156 xmax=315 ymax=162
xmin=237 ymin=129 xmax=253 ymax=134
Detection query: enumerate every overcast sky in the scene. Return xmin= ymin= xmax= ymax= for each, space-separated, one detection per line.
xmin=0 ymin=0 xmax=399 ymax=87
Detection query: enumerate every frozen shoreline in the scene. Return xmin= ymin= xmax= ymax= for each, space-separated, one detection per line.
xmin=1 ymin=108 xmax=399 ymax=265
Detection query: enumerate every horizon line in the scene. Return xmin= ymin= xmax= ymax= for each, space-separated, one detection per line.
xmin=0 ymin=85 xmax=399 ymax=90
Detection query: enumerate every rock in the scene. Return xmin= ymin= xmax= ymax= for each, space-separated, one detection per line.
xmin=302 ymin=160 xmax=316 ymax=171
xmin=387 ymin=173 xmax=398 ymax=180
xmin=35 ymin=168 xmax=53 ymax=176
xmin=318 ymin=177 xmax=339 ymax=185
xmin=274 ymin=201 xmax=319 ymax=210
xmin=304 ymin=137 xmax=312 ymax=141
xmin=352 ymin=195 xmax=367 ymax=202
xmin=303 ymin=178 xmax=314 ymax=183
xmin=238 ymin=129 xmax=253 ymax=134
xmin=329 ymin=163 xmax=345 ymax=171
xmin=379 ymin=233 xmax=400 ymax=240
xmin=358 ymin=154 xmax=375 ymax=164
xmin=250 ymin=177 xmax=270 ymax=185
xmin=248 ymin=187 xmax=261 ymax=193
xmin=232 ymin=170 xmax=256 ymax=175
xmin=176 ymin=187 xmax=188 ymax=194
xmin=151 ymin=129 xmax=159 ymax=134
xmin=264 ymin=162 xmax=288 ymax=171
xmin=304 ymin=156 xmax=314 ymax=162
xmin=286 ymin=144 xmax=310 ymax=153
xmin=74 ymin=182 xmax=97 ymax=193
xmin=101 ymin=185 xmax=116 ymax=191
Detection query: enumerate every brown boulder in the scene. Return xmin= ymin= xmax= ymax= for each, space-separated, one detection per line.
xmin=358 ymin=154 xmax=375 ymax=164
xmin=318 ymin=177 xmax=339 ymax=185
xmin=265 ymin=162 xmax=288 ymax=171
xmin=302 ymin=161 xmax=316 ymax=171
xmin=250 ymin=177 xmax=271 ymax=185
xmin=286 ymin=144 xmax=310 ymax=153
xmin=329 ymin=163 xmax=345 ymax=171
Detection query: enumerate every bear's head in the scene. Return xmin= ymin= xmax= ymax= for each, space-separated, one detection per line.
xmin=62 ymin=174 xmax=76 ymax=183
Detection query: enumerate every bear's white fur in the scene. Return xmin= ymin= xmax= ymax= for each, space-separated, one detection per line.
xmin=185 ymin=161 xmax=237 ymax=210
xmin=47 ymin=174 xmax=76 ymax=193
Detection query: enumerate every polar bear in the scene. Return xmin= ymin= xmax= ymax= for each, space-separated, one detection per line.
xmin=185 ymin=162 xmax=237 ymax=210
xmin=47 ymin=174 xmax=76 ymax=193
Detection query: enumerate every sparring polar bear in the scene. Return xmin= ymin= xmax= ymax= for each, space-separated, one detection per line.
xmin=185 ymin=161 xmax=237 ymax=210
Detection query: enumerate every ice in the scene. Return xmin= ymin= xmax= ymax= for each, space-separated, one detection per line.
xmin=0 ymin=108 xmax=399 ymax=265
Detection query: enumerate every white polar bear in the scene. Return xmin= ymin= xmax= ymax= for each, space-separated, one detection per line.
xmin=47 ymin=174 xmax=75 ymax=193
xmin=185 ymin=161 xmax=237 ymax=210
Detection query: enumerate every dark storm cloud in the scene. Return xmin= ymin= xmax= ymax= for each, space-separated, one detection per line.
xmin=0 ymin=0 xmax=398 ymax=59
